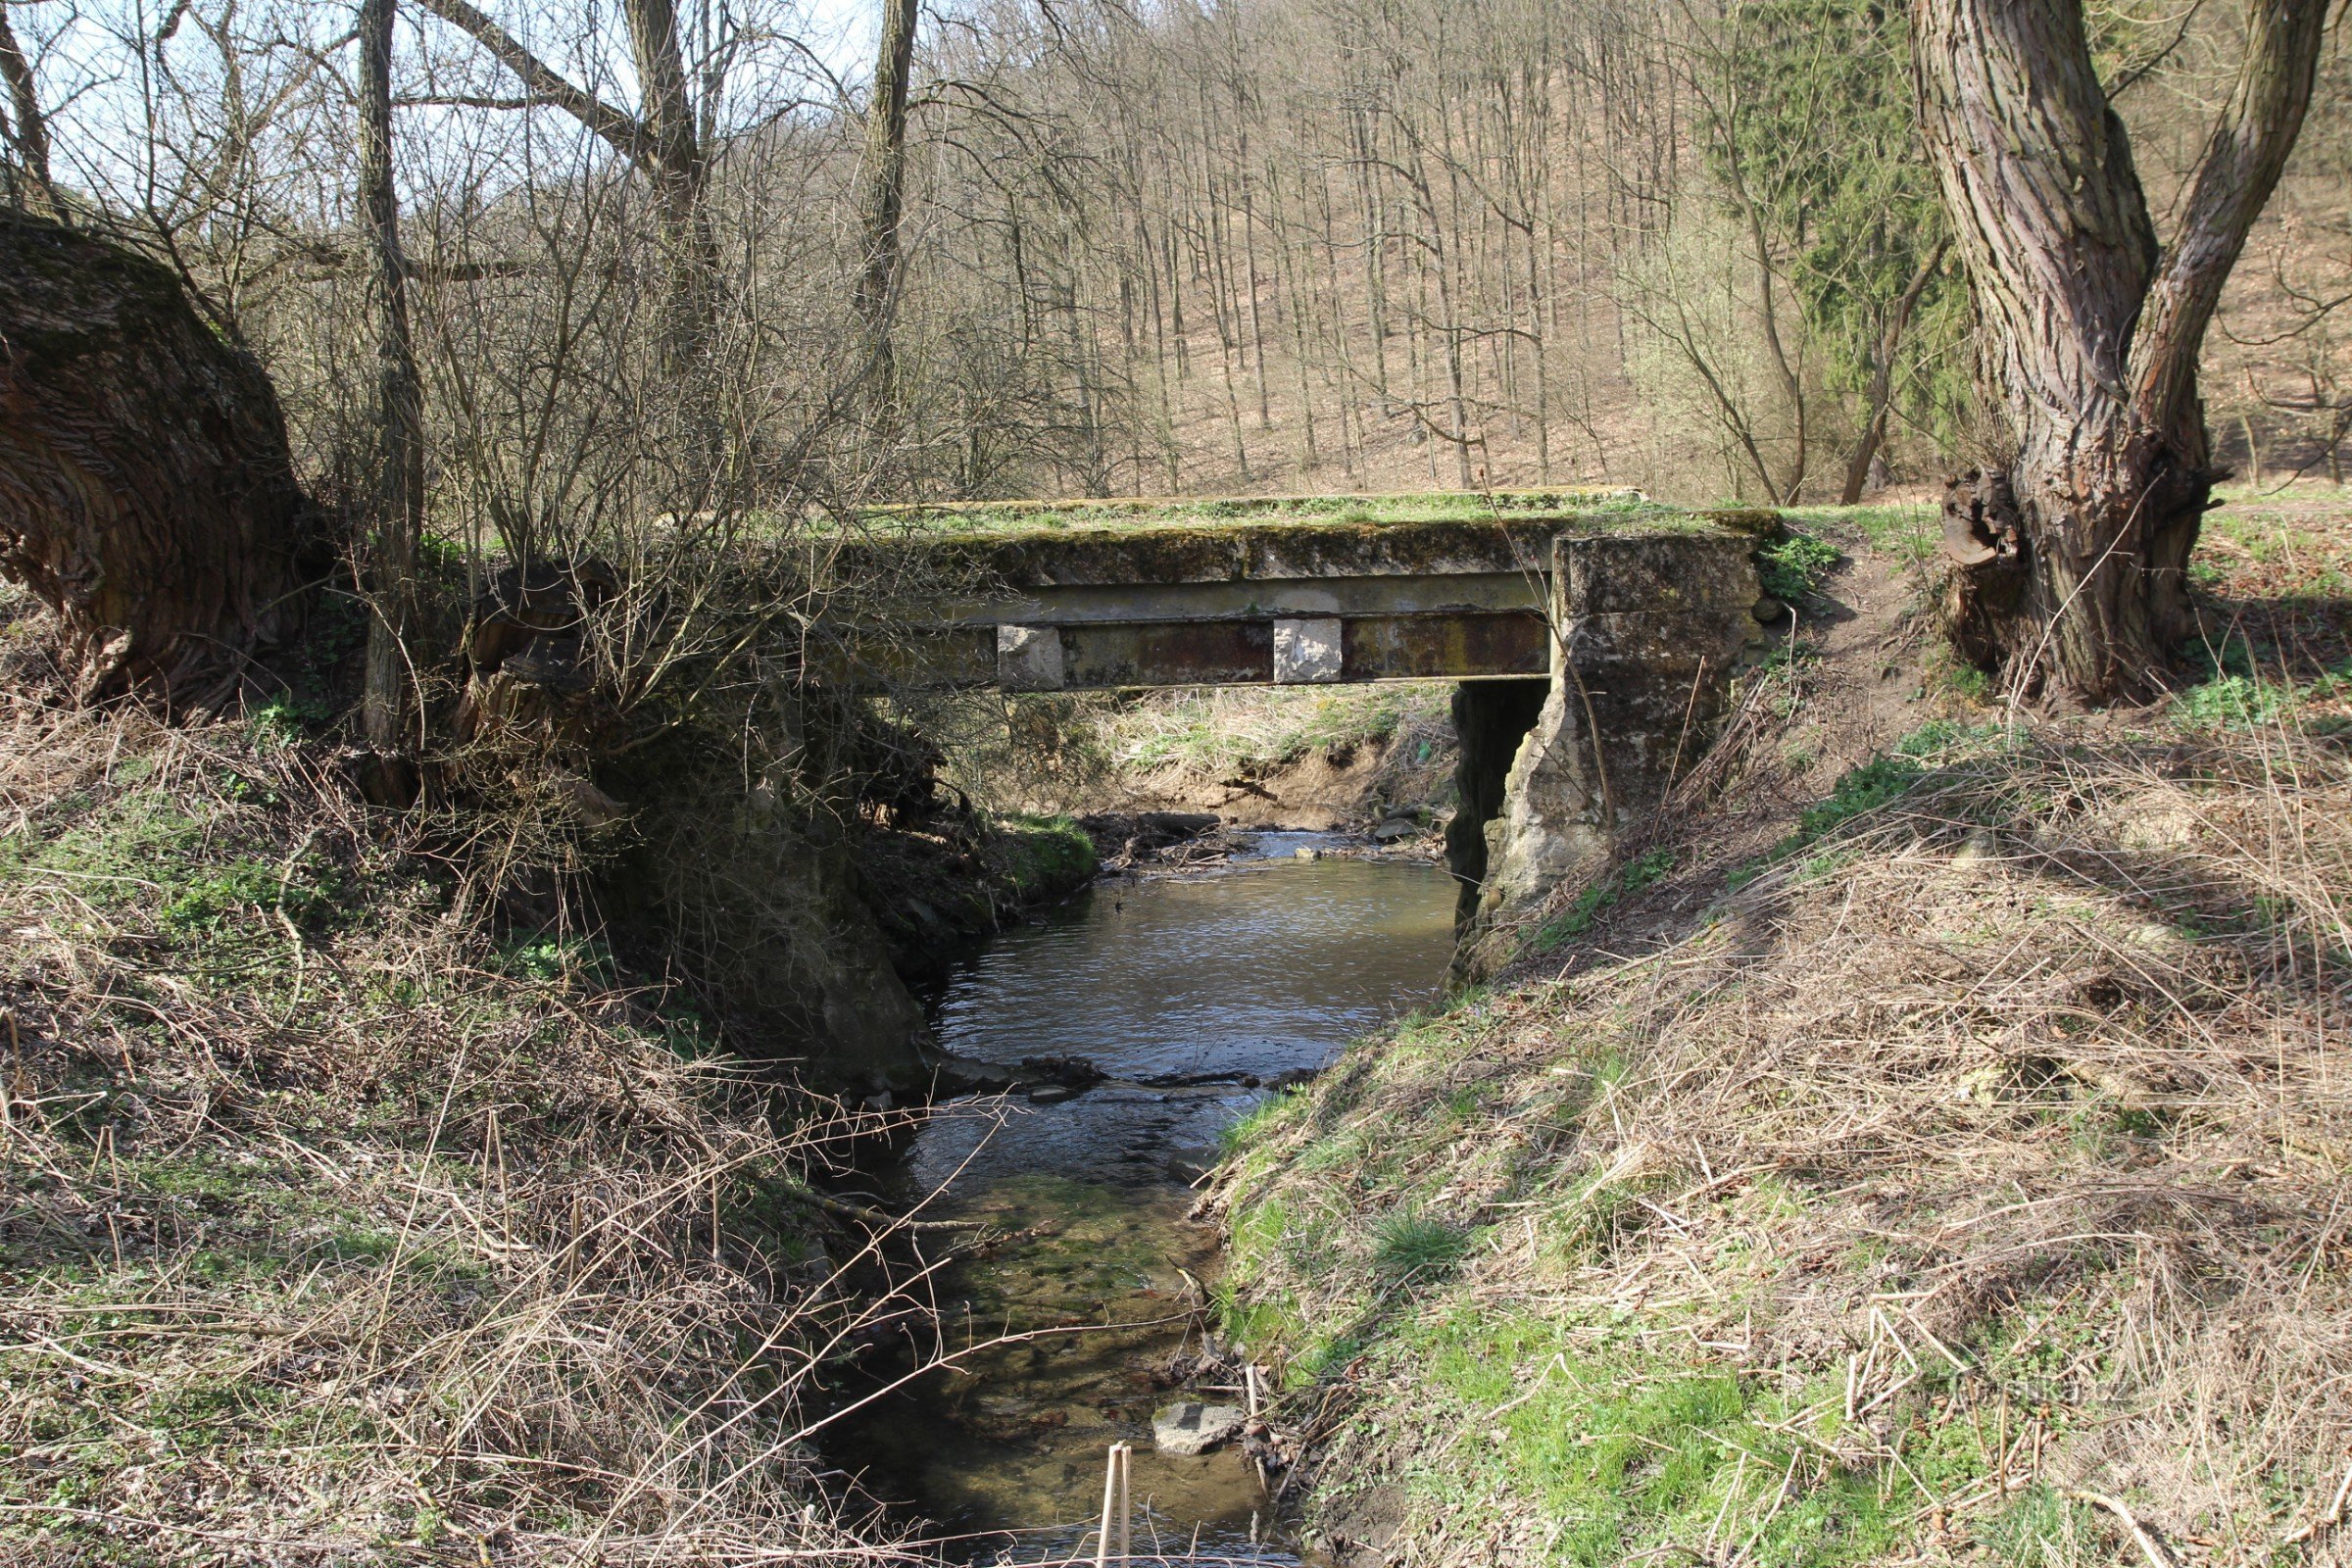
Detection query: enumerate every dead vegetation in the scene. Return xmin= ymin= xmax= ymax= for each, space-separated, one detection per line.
xmin=941 ymin=684 xmax=1457 ymax=829
xmin=0 ymin=687 xmax=966 ymax=1564
xmin=1217 ymin=674 xmax=2352 ymax=1562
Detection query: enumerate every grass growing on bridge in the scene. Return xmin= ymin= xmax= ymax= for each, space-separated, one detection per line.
xmin=858 ymin=487 xmax=1659 ymax=537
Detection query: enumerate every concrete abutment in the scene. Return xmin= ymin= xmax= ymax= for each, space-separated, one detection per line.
xmin=1449 ymin=531 xmax=1766 ymax=981
xmin=1445 ymin=679 xmax=1550 ymax=930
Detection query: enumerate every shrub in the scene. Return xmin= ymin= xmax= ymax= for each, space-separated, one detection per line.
xmin=1755 ymin=530 xmax=1841 ymax=601
xmin=1373 ymin=1210 xmax=1472 ymax=1280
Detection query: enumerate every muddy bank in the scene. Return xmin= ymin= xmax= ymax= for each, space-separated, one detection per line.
xmin=1096 ymin=728 xmax=1451 ymax=833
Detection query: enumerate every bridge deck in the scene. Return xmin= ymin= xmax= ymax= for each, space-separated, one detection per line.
xmin=828 ymin=494 xmax=1773 ymax=691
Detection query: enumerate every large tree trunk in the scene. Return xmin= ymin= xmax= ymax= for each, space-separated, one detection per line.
xmin=0 ymin=210 xmax=312 ymax=707
xmin=359 ymin=0 xmax=425 ymax=752
xmin=1911 ymin=0 xmax=2328 ymax=703
xmin=621 ymin=0 xmax=717 ymax=381
xmin=853 ymin=0 xmax=918 ymax=405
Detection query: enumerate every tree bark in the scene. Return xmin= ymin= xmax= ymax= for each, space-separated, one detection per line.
xmin=1911 ymin=0 xmax=2328 ymax=702
xmin=0 ymin=210 xmax=313 ymax=706
xmin=620 ymin=0 xmax=717 ymax=379
xmin=854 ymin=0 xmax=918 ymax=406
xmin=358 ymin=0 xmax=424 ymax=751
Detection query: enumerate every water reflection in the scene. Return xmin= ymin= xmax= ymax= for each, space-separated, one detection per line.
xmin=840 ymin=842 xmax=1457 ymax=1563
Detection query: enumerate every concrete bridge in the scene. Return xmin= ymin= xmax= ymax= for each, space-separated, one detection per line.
xmin=831 ymin=494 xmax=1781 ymax=964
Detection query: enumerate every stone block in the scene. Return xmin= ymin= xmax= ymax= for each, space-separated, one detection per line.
xmin=1152 ymin=1400 xmax=1247 ymax=1455
xmin=1562 ymin=533 xmax=1760 ymax=616
xmin=1273 ymin=617 xmax=1345 ymax=683
xmin=996 ymin=623 xmax=1065 ymax=691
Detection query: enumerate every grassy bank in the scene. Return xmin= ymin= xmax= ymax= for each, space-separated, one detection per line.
xmin=0 ymin=696 xmax=924 ymax=1564
xmin=1214 ymin=504 xmax=2352 ymax=1567
xmin=938 ymin=684 xmax=1455 ymax=822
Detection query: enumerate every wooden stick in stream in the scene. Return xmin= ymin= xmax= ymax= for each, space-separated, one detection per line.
xmin=1096 ymin=1446 xmax=1118 ymax=1568
xmin=1118 ymin=1444 xmax=1132 ymax=1565
xmin=1097 ymin=1443 xmax=1132 ymax=1568
xmin=1245 ymin=1365 xmax=1272 ymax=1495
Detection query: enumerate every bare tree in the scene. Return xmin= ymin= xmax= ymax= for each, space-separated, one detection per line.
xmin=0 ymin=0 xmax=57 ymax=213
xmin=855 ymin=0 xmax=918 ymax=404
xmin=358 ymin=0 xmax=423 ymax=752
xmin=1914 ymin=0 xmax=2331 ymax=702
xmin=416 ymin=0 xmax=716 ymax=379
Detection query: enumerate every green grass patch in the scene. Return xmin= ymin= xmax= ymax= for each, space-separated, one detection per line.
xmin=1779 ymin=502 xmax=1938 ymax=565
xmin=1535 ymin=848 xmax=1678 ymax=953
xmin=245 ymin=693 xmax=338 ymax=751
xmin=1371 ymin=1210 xmax=1473 ymax=1281
xmin=1729 ymin=721 xmax=2008 ymax=889
xmin=861 ymin=488 xmax=1667 ymax=537
xmin=1391 ymin=1309 xmax=1987 ymax=1568
xmin=1754 ymin=529 xmax=1842 ymax=602
xmin=989 ymin=812 xmax=1100 ymax=900
xmin=2168 ymin=638 xmax=2352 ymax=732
xmin=492 ymin=934 xmax=620 ymax=984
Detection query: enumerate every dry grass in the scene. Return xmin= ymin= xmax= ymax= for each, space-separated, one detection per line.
xmin=0 ymin=691 xmax=948 ymax=1565
xmin=1217 ymin=715 xmax=2352 ymax=1565
xmin=937 ymin=684 xmax=1455 ymax=820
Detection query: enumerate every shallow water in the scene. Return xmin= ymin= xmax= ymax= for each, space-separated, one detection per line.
xmin=833 ymin=838 xmax=1457 ymax=1563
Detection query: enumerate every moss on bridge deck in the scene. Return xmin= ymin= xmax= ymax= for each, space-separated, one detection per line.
xmin=860 ymin=486 xmax=1655 ymax=535
xmin=839 ymin=491 xmax=1778 ymax=591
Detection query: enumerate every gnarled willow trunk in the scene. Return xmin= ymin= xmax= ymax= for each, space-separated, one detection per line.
xmin=1938 ymin=414 xmax=2210 ymax=698
xmin=0 ymin=211 xmax=313 ymax=707
xmin=1912 ymin=0 xmax=2327 ymax=703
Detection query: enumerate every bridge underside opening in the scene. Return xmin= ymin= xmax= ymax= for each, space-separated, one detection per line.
xmin=1445 ymin=679 xmax=1550 ymax=929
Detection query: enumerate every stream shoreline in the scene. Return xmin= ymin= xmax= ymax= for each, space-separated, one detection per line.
xmin=821 ymin=822 xmax=1459 ymax=1562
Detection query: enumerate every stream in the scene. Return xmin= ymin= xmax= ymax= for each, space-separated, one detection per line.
xmin=831 ymin=833 xmax=1458 ymax=1563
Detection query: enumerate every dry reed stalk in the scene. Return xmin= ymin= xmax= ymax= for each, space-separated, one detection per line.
xmin=0 ymin=696 xmax=983 ymax=1564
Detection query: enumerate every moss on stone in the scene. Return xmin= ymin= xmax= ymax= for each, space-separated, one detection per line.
xmin=833 ymin=496 xmax=1744 ymax=591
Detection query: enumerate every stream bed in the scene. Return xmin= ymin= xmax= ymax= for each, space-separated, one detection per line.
xmin=830 ymin=833 xmax=1458 ymax=1563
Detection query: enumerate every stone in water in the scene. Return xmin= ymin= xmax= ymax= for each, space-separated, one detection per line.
xmin=1152 ymin=1400 xmax=1246 ymax=1455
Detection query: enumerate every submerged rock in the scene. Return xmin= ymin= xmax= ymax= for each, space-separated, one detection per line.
xmin=1152 ymin=1399 xmax=1247 ymax=1455
xmin=1019 ymin=1054 xmax=1106 ymax=1088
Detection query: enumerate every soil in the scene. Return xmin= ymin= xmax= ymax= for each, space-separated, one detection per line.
xmin=1102 ymin=730 xmax=1452 ymax=831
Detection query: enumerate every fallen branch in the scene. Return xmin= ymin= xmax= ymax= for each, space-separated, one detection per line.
xmin=2066 ymin=1488 xmax=2179 ymax=1568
